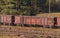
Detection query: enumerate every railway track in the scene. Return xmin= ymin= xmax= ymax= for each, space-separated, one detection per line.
xmin=0 ymin=26 xmax=60 ymax=38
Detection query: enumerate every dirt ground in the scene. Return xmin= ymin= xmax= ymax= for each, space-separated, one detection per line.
xmin=0 ymin=25 xmax=60 ymax=38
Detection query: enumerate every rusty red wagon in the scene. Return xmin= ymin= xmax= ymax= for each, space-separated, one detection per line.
xmin=14 ymin=15 xmax=22 ymax=25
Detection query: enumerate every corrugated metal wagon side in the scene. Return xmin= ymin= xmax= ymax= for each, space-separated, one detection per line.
xmin=14 ymin=16 xmax=22 ymax=25
xmin=39 ymin=17 xmax=48 ymax=27
xmin=36 ymin=17 xmax=42 ymax=25
xmin=36 ymin=17 xmax=54 ymax=27
xmin=31 ymin=16 xmax=36 ymax=25
xmin=57 ymin=17 xmax=60 ymax=26
xmin=44 ymin=17 xmax=48 ymax=26
xmin=6 ymin=15 xmax=12 ymax=25
xmin=3 ymin=15 xmax=7 ymax=24
xmin=24 ymin=16 xmax=31 ymax=25
xmin=0 ymin=15 xmax=4 ymax=24
xmin=47 ymin=17 xmax=54 ymax=27
xmin=41 ymin=17 xmax=45 ymax=26
xmin=36 ymin=17 xmax=49 ymax=27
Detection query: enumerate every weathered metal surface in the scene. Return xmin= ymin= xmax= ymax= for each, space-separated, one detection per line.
xmin=15 ymin=16 xmax=22 ymax=24
xmin=57 ymin=17 xmax=60 ymax=26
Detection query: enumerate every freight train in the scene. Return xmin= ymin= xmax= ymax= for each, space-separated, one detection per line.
xmin=0 ymin=15 xmax=59 ymax=28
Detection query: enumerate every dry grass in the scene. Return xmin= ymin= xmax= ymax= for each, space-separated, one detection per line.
xmin=37 ymin=13 xmax=60 ymax=17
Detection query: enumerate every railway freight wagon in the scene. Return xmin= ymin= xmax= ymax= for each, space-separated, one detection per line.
xmin=0 ymin=15 xmax=13 ymax=25
xmin=14 ymin=16 xmax=56 ymax=27
xmin=0 ymin=15 xmax=59 ymax=28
